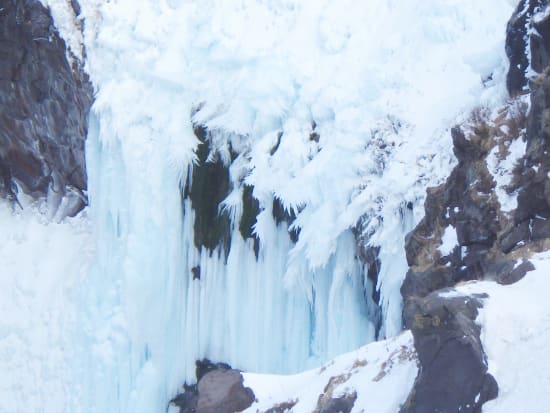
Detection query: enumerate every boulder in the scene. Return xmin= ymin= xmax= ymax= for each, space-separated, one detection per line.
xmin=170 ymin=360 xmax=255 ymax=413
xmin=196 ymin=369 xmax=255 ymax=413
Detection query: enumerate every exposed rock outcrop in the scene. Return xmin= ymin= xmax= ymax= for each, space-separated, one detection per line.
xmin=402 ymin=103 xmax=533 ymax=301
xmin=170 ymin=359 xmax=255 ymax=413
xmin=505 ymin=0 xmax=550 ymax=95
xmin=0 ymin=0 xmax=93 ymax=216
xmin=401 ymin=293 xmax=497 ymax=413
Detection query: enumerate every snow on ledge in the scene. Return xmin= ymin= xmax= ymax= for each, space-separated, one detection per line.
xmin=242 ymin=331 xmax=418 ymax=413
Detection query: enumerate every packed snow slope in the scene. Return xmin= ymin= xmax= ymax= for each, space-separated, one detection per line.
xmin=1 ymin=0 xmax=523 ymax=412
xmin=0 ymin=201 xmax=93 ymax=412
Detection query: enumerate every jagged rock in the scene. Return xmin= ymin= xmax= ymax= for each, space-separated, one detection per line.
xmin=401 ymin=293 xmax=497 ymax=413
xmin=402 ymin=122 xmax=501 ymax=299
xmin=512 ymin=68 xmax=550 ymax=244
xmin=530 ymin=3 xmax=550 ymax=73
xmin=499 ymin=221 xmax=530 ymax=253
xmin=0 ymin=0 xmax=93 ymax=215
xmin=505 ymin=0 xmax=549 ymax=95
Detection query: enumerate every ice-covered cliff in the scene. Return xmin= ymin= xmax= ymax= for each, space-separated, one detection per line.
xmin=4 ymin=0 xmax=550 ymax=412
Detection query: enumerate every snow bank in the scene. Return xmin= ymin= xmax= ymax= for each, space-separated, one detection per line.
xmin=242 ymin=331 xmax=418 ymax=413
xmin=0 ymin=201 xmax=93 ymax=413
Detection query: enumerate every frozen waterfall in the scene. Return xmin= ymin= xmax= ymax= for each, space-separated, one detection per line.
xmin=32 ymin=0 xmax=516 ymax=412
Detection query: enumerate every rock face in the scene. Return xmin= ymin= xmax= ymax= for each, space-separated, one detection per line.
xmin=170 ymin=360 xmax=255 ymax=413
xmin=0 ymin=0 xmax=93 ymax=216
xmin=401 ymin=293 xmax=497 ymax=413
xmin=400 ymin=1 xmax=550 ymax=411
xmin=401 ymin=105 xmax=533 ymax=301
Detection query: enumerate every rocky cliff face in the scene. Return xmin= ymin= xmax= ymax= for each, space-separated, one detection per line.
xmin=400 ymin=1 xmax=550 ymax=411
xmin=0 ymin=0 xmax=93 ymax=217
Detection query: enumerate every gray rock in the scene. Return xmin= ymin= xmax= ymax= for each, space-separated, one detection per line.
xmin=0 ymin=0 xmax=93 ymax=215
xmin=196 ymin=369 xmax=255 ymax=413
xmin=401 ymin=293 xmax=497 ymax=413
xmin=170 ymin=360 xmax=255 ymax=413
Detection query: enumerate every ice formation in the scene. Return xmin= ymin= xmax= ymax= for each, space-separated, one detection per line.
xmin=1 ymin=0 xmax=517 ymax=412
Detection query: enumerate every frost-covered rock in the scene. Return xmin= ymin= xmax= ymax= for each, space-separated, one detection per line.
xmin=401 ymin=100 xmax=532 ymax=299
xmin=0 ymin=0 xmax=92 ymax=218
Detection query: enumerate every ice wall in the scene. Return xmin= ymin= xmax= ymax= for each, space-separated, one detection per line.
xmin=39 ymin=0 xmax=516 ymax=411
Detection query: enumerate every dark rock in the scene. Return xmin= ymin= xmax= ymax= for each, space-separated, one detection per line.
xmin=170 ymin=360 xmax=252 ymax=413
xmin=505 ymin=0 xmax=549 ymax=95
xmin=531 ymin=216 xmax=550 ymax=239
xmin=401 ymin=293 xmax=497 ymax=413
xmin=0 ymin=0 xmax=93 ymax=215
xmin=196 ymin=369 xmax=255 ymax=413
xmin=403 ymin=123 xmax=500 ymax=300
xmin=499 ymin=221 xmax=530 ymax=253
xmin=195 ymin=359 xmax=231 ymax=382
xmin=452 ymin=126 xmax=488 ymax=162
xmin=70 ymin=0 xmax=82 ymax=17
xmin=170 ymin=391 xmax=198 ymax=413
xmin=531 ymin=4 xmax=550 ymax=73
xmin=493 ymin=259 xmax=535 ymax=285
xmin=514 ymin=68 xmax=550 ymax=237
xmin=401 ymin=267 xmax=455 ymax=299
xmin=185 ymin=126 xmax=232 ymax=255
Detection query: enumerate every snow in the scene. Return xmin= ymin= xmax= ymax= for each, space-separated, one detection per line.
xmin=242 ymin=331 xmax=418 ymax=413
xmin=439 ymin=225 xmax=458 ymax=256
xmin=451 ymin=255 xmax=550 ymax=412
xmin=0 ymin=201 xmax=93 ymax=413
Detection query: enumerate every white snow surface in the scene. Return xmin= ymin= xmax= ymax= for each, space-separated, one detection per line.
xmin=452 ymin=255 xmax=550 ymax=412
xmin=439 ymin=225 xmax=458 ymax=256
xmin=0 ymin=202 xmax=93 ymax=413
xmin=242 ymin=331 xmax=418 ymax=413
xmin=12 ymin=0 xmax=520 ymax=412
